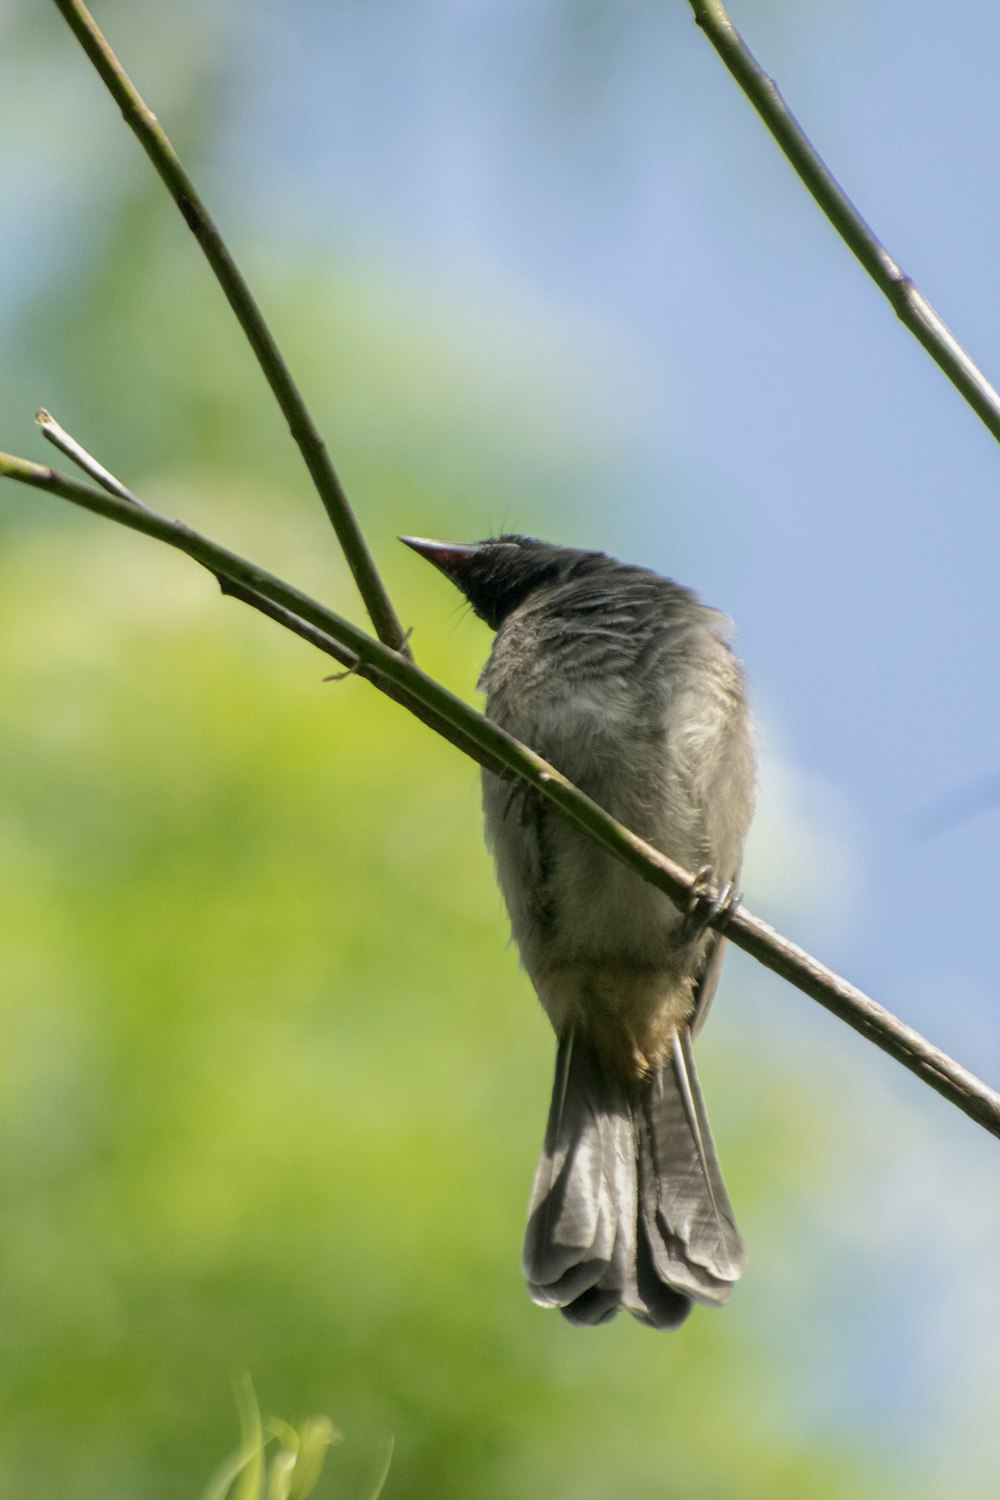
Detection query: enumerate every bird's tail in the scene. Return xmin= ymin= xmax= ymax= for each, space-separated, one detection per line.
xmin=522 ymin=1029 xmax=744 ymax=1328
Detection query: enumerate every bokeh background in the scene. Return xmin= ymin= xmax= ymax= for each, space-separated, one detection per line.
xmin=2 ymin=0 xmax=1000 ymax=1495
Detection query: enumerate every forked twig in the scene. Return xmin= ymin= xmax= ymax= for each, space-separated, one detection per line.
xmin=48 ymin=0 xmax=410 ymax=654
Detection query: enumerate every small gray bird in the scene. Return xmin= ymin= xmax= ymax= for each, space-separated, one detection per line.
xmin=402 ymin=534 xmax=755 ymax=1329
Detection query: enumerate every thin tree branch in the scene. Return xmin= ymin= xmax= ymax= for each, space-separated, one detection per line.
xmin=3 ymin=448 xmax=999 ymax=1142
xmin=688 ymin=0 xmax=1000 ymax=445
xmin=33 ymin=413 xmax=508 ymax=776
xmin=47 ymin=0 xmax=410 ymax=655
xmin=216 ymin=580 xmax=510 ymax=775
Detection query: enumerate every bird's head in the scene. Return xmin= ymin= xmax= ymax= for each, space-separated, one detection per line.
xmin=399 ymin=533 xmax=573 ymax=630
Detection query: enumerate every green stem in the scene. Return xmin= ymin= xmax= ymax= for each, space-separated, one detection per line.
xmin=689 ymin=0 xmax=1000 ymax=442
xmin=48 ymin=0 xmax=410 ymax=653
xmin=4 ymin=447 xmax=1000 ymax=1142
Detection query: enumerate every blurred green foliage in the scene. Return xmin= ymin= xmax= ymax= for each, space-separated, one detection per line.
xmin=0 ymin=8 xmax=935 ymax=1497
xmin=202 ymin=1374 xmax=375 ymax=1500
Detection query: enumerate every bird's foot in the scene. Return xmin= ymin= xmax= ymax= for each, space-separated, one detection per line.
xmin=681 ymin=866 xmax=742 ymax=945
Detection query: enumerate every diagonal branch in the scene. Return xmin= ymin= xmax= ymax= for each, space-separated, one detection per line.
xmin=3 ymin=447 xmax=999 ymax=1142
xmin=688 ymin=0 xmax=1000 ymax=445
xmin=34 ymin=411 xmax=506 ymax=776
xmin=48 ymin=0 xmax=410 ymax=654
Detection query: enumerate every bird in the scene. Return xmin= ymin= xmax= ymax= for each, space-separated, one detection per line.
xmin=401 ymin=533 xmax=755 ymax=1329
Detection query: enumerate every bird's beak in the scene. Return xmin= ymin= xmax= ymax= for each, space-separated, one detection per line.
xmin=398 ymin=535 xmax=481 ymax=580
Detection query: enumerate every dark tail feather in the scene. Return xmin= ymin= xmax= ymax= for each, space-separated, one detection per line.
xmin=637 ymin=1030 xmax=745 ymax=1302
xmin=522 ymin=1032 xmax=616 ymax=1307
xmin=523 ymin=1029 xmax=742 ymax=1328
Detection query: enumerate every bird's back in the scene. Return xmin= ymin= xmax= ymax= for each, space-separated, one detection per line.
xmin=480 ymin=557 xmax=754 ymax=1066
